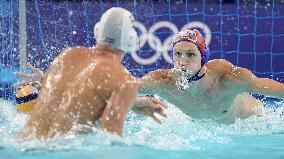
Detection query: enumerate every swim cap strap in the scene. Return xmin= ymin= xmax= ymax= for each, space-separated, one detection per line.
xmin=187 ymin=69 xmax=205 ymax=82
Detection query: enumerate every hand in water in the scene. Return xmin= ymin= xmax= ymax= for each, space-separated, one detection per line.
xmin=133 ymin=95 xmax=167 ymax=124
xmin=13 ymin=63 xmax=44 ymax=87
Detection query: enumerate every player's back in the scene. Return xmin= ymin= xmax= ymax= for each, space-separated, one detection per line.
xmin=23 ymin=45 xmax=136 ymax=138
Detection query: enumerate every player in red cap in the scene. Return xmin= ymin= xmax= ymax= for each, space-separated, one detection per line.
xmin=139 ymin=29 xmax=284 ymax=122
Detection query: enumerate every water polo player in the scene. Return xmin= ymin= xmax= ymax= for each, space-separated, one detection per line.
xmin=18 ymin=7 xmax=166 ymax=139
xmin=139 ymin=29 xmax=284 ymax=122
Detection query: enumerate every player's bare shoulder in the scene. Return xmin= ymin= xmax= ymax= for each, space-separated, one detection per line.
xmin=60 ymin=47 xmax=95 ymax=58
xmin=138 ymin=69 xmax=171 ymax=88
xmin=51 ymin=47 xmax=96 ymax=68
xmin=94 ymin=57 xmax=135 ymax=84
xmin=147 ymin=69 xmax=170 ymax=80
xmin=205 ymin=59 xmax=235 ymax=76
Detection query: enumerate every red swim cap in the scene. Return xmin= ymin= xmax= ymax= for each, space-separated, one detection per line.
xmin=173 ymin=29 xmax=206 ymax=57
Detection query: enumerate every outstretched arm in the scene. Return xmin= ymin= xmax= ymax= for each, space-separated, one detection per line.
xmin=139 ymin=69 xmax=170 ymax=91
xmin=227 ymin=66 xmax=284 ymax=99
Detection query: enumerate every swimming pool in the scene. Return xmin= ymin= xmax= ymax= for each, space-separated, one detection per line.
xmin=1 ymin=1 xmax=284 ymax=159
xmin=1 ymin=98 xmax=284 ymax=159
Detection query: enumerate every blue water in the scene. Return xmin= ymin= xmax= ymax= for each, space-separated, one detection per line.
xmin=0 ymin=99 xmax=284 ymax=159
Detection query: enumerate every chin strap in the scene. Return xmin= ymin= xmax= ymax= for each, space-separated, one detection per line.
xmin=187 ymin=47 xmax=209 ymax=83
xmin=187 ymin=68 xmax=205 ymax=83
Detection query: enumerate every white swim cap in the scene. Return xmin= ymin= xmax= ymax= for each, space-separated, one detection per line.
xmin=94 ymin=7 xmax=137 ymax=53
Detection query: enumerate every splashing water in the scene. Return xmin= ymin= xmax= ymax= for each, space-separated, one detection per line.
xmin=1 ymin=98 xmax=284 ymax=159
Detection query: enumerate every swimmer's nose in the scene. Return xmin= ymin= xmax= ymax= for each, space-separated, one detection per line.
xmin=179 ymin=60 xmax=190 ymax=66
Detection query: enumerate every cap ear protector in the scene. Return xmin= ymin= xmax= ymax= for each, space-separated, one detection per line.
xmin=201 ymin=47 xmax=210 ymax=67
xmin=94 ymin=7 xmax=137 ymax=53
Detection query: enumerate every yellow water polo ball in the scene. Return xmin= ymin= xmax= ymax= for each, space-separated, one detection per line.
xmin=16 ymin=82 xmax=41 ymax=113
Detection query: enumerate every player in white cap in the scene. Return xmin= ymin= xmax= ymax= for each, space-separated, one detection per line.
xmin=19 ymin=7 xmax=166 ymax=139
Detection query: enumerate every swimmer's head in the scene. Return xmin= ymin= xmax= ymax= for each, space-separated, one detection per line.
xmin=172 ymin=29 xmax=210 ymax=77
xmin=94 ymin=7 xmax=137 ymax=53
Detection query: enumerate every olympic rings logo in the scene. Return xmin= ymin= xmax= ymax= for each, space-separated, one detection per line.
xmin=131 ymin=21 xmax=212 ymax=65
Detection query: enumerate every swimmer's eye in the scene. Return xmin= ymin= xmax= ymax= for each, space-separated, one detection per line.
xmin=186 ymin=52 xmax=195 ymax=58
xmin=175 ymin=51 xmax=182 ymax=57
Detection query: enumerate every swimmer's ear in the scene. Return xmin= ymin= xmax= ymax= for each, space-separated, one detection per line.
xmin=94 ymin=22 xmax=101 ymax=40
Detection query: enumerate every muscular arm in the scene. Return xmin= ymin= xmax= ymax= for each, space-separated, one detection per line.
xmin=100 ymin=81 xmax=139 ymax=136
xmin=227 ymin=66 xmax=284 ymax=99
xmin=139 ymin=69 xmax=170 ymax=91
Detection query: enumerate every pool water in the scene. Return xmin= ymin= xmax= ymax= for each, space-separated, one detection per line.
xmin=0 ymin=98 xmax=284 ymax=159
